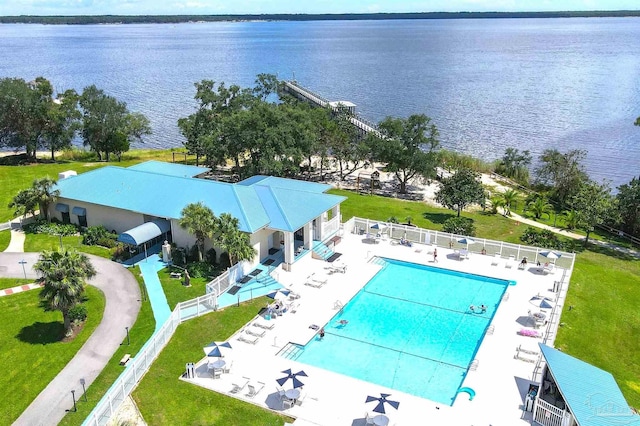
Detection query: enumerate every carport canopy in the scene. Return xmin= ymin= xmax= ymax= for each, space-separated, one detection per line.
xmin=117 ymin=219 xmax=170 ymax=246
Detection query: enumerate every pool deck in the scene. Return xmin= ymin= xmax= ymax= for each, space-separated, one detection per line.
xmin=182 ymin=232 xmax=569 ymax=425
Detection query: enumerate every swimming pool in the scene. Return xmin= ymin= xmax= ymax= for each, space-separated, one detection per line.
xmin=291 ymin=258 xmax=510 ymax=405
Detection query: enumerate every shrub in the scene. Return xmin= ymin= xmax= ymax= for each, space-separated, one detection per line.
xmin=187 ymin=261 xmax=214 ymax=278
xmin=219 ymin=252 xmax=231 ymax=269
xmin=520 ymin=227 xmax=564 ymax=250
xmin=68 ymin=304 xmax=87 ymax=322
xmin=82 ymin=225 xmax=116 ymax=246
xmin=442 ymin=217 xmax=476 ymax=236
xmin=206 ymin=248 xmax=217 ymax=265
xmin=172 ymin=247 xmax=187 ymax=266
xmin=110 ymin=243 xmax=131 ymax=262
xmin=188 ymin=245 xmax=201 ymax=263
xmin=23 ymin=219 xmax=78 ymax=236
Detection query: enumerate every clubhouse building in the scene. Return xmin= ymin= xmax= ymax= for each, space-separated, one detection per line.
xmin=50 ymin=161 xmax=345 ymax=271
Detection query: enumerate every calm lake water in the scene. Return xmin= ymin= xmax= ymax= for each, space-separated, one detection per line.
xmin=1 ymin=18 xmax=639 ymax=187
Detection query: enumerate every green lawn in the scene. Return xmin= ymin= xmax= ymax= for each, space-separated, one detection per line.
xmin=556 ymin=248 xmax=640 ymax=407
xmin=330 ymin=188 xmax=527 ymax=244
xmin=59 ymin=266 xmax=156 ymax=426
xmin=0 ymin=286 xmax=105 ymax=425
xmin=0 ymin=229 xmax=10 ymax=252
xmin=24 ymin=233 xmax=112 ymax=258
xmin=158 ymin=267 xmax=210 ymax=310
xmin=0 ymin=278 xmax=34 ymax=291
xmin=133 ymin=297 xmax=291 ymax=426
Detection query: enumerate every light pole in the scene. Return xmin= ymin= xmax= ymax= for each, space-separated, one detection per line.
xmin=125 ymin=327 xmax=130 ymax=345
xmin=80 ymin=378 xmax=87 ymax=402
xmin=71 ymin=389 xmax=77 ymax=412
xmin=18 ymin=259 xmax=27 ymax=279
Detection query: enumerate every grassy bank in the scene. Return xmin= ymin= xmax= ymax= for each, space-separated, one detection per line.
xmin=555 ymin=249 xmax=640 ymax=407
xmin=0 ymin=230 xmax=10 ymax=251
xmin=133 ymin=297 xmax=291 ymax=425
xmin=330 ymin=188 xmax=527 ymax=244
xmin=23 ymin=233 xmax=112 ymax=258
xmin=59 ymin=266 xmax=156 ymax=426
xmin=0 ymin=286 xmax=105 ymax=425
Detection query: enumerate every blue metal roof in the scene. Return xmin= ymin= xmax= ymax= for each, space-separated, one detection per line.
xmin=54 ymin=164 xmax=345 ymax=233
xmin=237 ymin=175 xmax=333 ymax=194
xmin=118 ymin=219 xmax=171 ymax=246
xmin=128 ymin=160 xmax=209 ymax=178
xmin=540 ymin=344 xmax=640 ymax=426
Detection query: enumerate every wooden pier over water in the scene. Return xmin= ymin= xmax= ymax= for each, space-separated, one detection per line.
xmin=283 ymin=80 xmax=382 ymax=138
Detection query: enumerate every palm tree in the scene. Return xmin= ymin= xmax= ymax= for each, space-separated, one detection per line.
xmin=214 ymin=213 xmax=256 ymax=265
xmin=526 ymin=197 xmax=554 ymax=220
xmin=489 ymin=195 xmax=505 ymax=215
xmin=501 ymin=189 xmax=519 ymax=216
xmin=179 ymin=202 xmax=215 ymax=262
xmin=9 ymin=188 xmax=38 ymax=218
xmin=32 ymin=177 xmax=60 ymax=222
xmin=563 ymin=210 xmax=580 ymax=230
xmin=34 ymin=249 xmax=96 ymax=335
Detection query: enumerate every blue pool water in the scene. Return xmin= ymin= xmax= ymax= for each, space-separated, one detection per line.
xmin=293 ymin=258 xmax=509 ymax=405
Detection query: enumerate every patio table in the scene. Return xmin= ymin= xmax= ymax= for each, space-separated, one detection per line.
xmin=211 ymin=360 xmax=226 ymax=369
xmin=373 ymin=414 xmax=389 ymax=426
xmin=285 ymin=388 xmax=300 ymax=401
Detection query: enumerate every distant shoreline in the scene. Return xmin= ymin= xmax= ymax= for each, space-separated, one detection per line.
xmin=1 ymin=10 xmax=640 ymax=25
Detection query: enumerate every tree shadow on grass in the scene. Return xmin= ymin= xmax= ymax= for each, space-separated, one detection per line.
xmin=422 ymin=212 xmax=455 ymax=225
xmin=17 ymin=321 xmax=64 ymax=344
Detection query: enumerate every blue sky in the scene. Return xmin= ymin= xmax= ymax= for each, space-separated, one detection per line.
xmin=1 ymin=0 xmax=638 ymax=16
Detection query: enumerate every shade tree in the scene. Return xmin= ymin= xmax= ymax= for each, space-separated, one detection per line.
xmin=368 ymin=114 xmax=440 ymax=194
xmin=615 ymin=176 xmax=640 ymax=237
xmin=570 ymin=180 xmax=615 ymax=245
xmin=435 ymin=168 xmax=485 ymax=217
xmin=534 ymin=149 xmax=588 ymax=210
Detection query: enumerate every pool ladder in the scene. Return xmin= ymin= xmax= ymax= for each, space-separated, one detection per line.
xmin=469 ymin=359 xmax=479 ymax=371
xmin=369 ymin=256 xmax=386 ymax=266
xmin=279 ymin=343 xmax=304 ymax=360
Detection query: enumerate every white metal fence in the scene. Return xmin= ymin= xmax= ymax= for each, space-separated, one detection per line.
xmin=205 ymin=261 xmax=244 ymax=295
xmin=533 ymin=397 xmax=567 ymax=426
xmin=346 ymin=216 xmax=576 ymax=270
xmin=322 ymin=215 xmax=341 ymax=239
xmin=82 ymin=293 xmax=219 ymax=426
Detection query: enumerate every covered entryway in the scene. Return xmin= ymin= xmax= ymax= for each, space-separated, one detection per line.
xmin=117 ymin=219 xmax=171 ymax=261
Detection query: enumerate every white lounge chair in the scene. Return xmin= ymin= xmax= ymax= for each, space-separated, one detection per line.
xmin=245 ymin=327 xmax=266 ymax=337
xmin=543 ymin=264 xmax=555 ymax=275
xmin=311 ymin=274 xmax=328 ymax=286
xmin=517 ymin=344 xmax=540 ymax=356
xmin=325 ymin=262 xmax=347 ymax=274
xmin=514 ymin=351 xmax=538 ymax=363
xmin=491 ymin=253 xmax=501 ymax=266
xmin=245 ymin=381 xmax=265 ymax=398
xmin=222 ymin=360 xmax=233 ymax=374
xmin=365 ymin=412 xmax=375 ymax=425
xmin=230 ymin=377 xmax=250 ymax=394
xmin=505 ymin=255 xmax=515 ymax=269
xmin=253 ymin=320 xmax=275 ymax=330
xmin=238 ymin=335 xmax=259 ymax=345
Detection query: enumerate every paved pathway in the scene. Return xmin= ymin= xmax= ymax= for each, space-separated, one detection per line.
xmin=3 ymin=217 xmax=26 ymax=253
xmin=0 ymin=253 xmax=141 ymax=426
xmin=507 ymin=211 xmax=640 ymax=258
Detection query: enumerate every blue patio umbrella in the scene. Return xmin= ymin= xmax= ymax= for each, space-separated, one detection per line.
xmin=203 ymin=341 xmax=232 ymax=358
xmin=457 ymin=237 xmax=476 ymax=246
xmin=276 ymin=368 xmax=307 ymax=388
xmin=530 ymin=295 xmax=554 ymax=310
xmin=540 ymin=250 xmax=561 ymax=264
xmin=366 ymin=393 xmax=400 ymax=414
xmin=370 ymin=223 xmax=387 ymax=231
xmin=267 ymin=289 xmax=291 ymax=301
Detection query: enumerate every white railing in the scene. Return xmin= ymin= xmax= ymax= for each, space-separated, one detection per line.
xmin=83 ymin=307 xmax=182 ymax=426
xmin=322 ymin=215 xmax=341 ymax=238
xmin=533 ymin=397 xmax=566 ymax=426
xmin=83 ymin=291 xmax=222 ymax=426
xmin=205 ymin=261 xmax=245 ymax=295
xmin=349 ymin=217 xmax=576 ymax=271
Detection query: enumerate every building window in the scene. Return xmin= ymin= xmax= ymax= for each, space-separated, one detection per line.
xmin=78 ymin=215 xmax=87 ymax=227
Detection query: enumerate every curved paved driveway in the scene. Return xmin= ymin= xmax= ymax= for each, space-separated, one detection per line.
xmin=0 ymin=253 xmax=141 ymax=426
